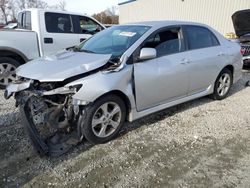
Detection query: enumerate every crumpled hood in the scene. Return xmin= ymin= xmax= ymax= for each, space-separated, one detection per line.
xmin=16 ymin=50 xmax=111 ymax=82
xmin=232 ymin=9 xmax=250 ymax=37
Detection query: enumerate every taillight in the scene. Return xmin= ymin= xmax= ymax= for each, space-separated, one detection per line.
xmin=240 ymin=48 xmax=246 ymax=55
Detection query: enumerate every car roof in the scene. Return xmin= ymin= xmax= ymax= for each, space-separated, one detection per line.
xmin=125 ymin=20 xmax=209 ymax=29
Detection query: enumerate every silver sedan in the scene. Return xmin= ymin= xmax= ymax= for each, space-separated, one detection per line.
xmin=5 ymin=21 xmax=242 ymax=156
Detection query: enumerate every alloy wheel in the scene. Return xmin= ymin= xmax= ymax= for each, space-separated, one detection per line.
xmin=0 ymin=63 xmax=17 ymax=87
xmin=217 ymin=73 xmax=231 ymax=97
xmin=91 ymin=102 xmax=122 ymax=138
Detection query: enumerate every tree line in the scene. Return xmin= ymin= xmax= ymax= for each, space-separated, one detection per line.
xmin=0 ymin=0 xmax=66 ymax=23
xmin=92 ymin=6 xmax=119 ymax=25
xmin=0 ymin=0 xmax=119 ymax=25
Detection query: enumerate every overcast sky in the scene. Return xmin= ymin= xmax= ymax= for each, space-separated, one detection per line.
xmin=44 ymin=0 xmax=119 ymax=15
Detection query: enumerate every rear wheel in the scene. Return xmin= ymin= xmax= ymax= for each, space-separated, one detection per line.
xmin=0 ymin=57 xmax=21 ymax=89
xmin=81 ymin=95 xmax=126 ymax=144
xmin=211 ymin=68 xmax=232 ymax=100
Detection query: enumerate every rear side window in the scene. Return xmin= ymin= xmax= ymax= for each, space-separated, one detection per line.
xmin=45 ymin=12 xmax=73 ymax=33
xmin=17 ymin=11 xmax=31 ymax=30
xmin=25 ymin=11 xmax=32 ymax=30
xmin=185 ymin=26 xmax=220 ymax=50
xmin=17 ymin=13 xmax=23 ymax=28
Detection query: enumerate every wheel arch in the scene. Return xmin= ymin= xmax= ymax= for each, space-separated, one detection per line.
xmin=93 ymin=90 xmax=132 ymax=122
xmin=0 ymin=47 xmax=28 ymax=65
xmin=213 ymin=64 xmax=234 ymax=87
xmin=223 ymin=64 xmax=234 ymax=78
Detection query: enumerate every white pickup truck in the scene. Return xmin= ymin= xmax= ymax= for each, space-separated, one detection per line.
xmin=0 ymin=8 xmax=105 ymax=88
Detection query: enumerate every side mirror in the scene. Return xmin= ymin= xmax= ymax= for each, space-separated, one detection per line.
xmin=139 ymin=48 xmax=157 ymax=61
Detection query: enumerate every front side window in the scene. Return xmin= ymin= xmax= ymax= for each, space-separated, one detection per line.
xmin=185 ymin=26 xmax=220 ymax=50
xmin=76 ymin=25 xmax=151 ymax=58
xmin=78 ymin=16 xmax=102 ymax=35
xmin=45 ymin=12 xmax=73 ymax=33
xmin=142 ymin=28 xmax=182 ymax=57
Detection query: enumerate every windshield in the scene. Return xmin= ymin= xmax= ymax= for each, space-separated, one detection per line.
xmin=76 ymin=25 xmax=151 ymax=57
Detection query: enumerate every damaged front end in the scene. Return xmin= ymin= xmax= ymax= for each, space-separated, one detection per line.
xmin=8 ymin=81 xmax=85 ymax=156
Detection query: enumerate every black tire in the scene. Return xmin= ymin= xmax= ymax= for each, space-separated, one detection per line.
xmin=81 ymin=95 xmax=126 ymax=144
xmin=0 ymin=57 xmax=21 ymax=89
xmin=246 ymin=80 xmax=250 ymax=87
xmin=211 ymin=68 xmax=232 ymax=100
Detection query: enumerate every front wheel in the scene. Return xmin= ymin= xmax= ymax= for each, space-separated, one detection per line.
xmin=80 ymin=95 xmax=126 ymax=144
xmin=211 ymin=68 xmax=232 ymax=100
xmin=0 ymin=57 xmax=21 ymax=89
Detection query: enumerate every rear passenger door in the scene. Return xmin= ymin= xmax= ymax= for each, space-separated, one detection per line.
xmin=182 ymin=25 xmax=227 ymax=95
xmin=41 ymin=12 xmax=78 ymax=56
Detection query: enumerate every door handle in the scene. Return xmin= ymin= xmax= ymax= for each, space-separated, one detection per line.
xmin=80 ymin=38 xmax=86 ymax=42
xmin=44 ymin=38 xmax=53 ymax=44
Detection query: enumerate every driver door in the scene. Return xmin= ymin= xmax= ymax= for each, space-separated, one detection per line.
xmin=134 ymin=27 xmax=189 ymax=111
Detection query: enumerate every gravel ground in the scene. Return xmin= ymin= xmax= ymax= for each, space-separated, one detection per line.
xmin=0 ymin=70 xmax=250 ymax=188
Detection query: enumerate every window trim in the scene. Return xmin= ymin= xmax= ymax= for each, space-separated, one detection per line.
xmin=182 ymin=25 xmax=220 ymax=51
xmin=131 ymin=25 xmax=186 ymax=64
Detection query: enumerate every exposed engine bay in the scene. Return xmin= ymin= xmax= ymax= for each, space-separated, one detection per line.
xmin=5 ymin=50 xmax=126 ymax=156
xmin=15 ymin=82 xmax=84 ymax=156
xmin=3 ymin=48 xmax=129 ymax=156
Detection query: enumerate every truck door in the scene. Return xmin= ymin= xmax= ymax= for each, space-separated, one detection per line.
xmin=40 ymin=12 xmax=78 ymax=57
xmin=71 ymin=15 xmax=105 ymax=43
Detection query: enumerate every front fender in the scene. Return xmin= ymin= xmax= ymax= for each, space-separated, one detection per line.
xmin=66 ymin=66 xmax=136 ymax=109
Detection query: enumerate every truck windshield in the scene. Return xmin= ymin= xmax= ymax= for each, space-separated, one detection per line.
xmin=76 ymin=25 xmax=151 ymax=57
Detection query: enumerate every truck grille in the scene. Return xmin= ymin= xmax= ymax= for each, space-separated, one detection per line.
xmin=241 ymin=45 xmax=250 ymax=56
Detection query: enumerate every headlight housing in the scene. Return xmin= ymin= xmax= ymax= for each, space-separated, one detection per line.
xmin=42 ymin=84 xmax=82 ymax=96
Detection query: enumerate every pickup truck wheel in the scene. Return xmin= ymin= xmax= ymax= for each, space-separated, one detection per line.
xmin=0 ymin=57 xmax=20 ymax=89
xmin=81 ymin=95 xmax=126 ymax=144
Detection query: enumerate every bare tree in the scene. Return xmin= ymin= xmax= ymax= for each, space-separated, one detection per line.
xmin=27 ymin=0 xmax=48 ymax=9
xmin=93 ymin=8 xmax=119 ymax=25
xmin=18 ymin=0 xmax=26 ymax=10
xmin=1 ymin=0 xmax=67 ymax=23
xmin=104 ymin=6 xmax=119 ymax=24
xmin=8 ymin=0 xmax=17 ymax=21
xmin=49 ymin=0 xmax=66 ymax=11
xmin=106 ymin=6 xmax=118 ymax=16
xmin=0 ymin=0 xmax=9 ymax=23
xmin=58 ymin=0 xmax=66 ymax=11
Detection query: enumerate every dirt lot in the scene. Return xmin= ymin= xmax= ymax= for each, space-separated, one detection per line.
xmin=0 ymin=70 xmax=250 ymax=188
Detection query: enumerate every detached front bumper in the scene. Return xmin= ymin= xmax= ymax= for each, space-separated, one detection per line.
xmin=20 ymin=104 xmax=49 ymax=155
xmin=20 ymin=102 xmax=80 ymax=156
xmin=4 ymin=80 xmax=32 ymax=99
